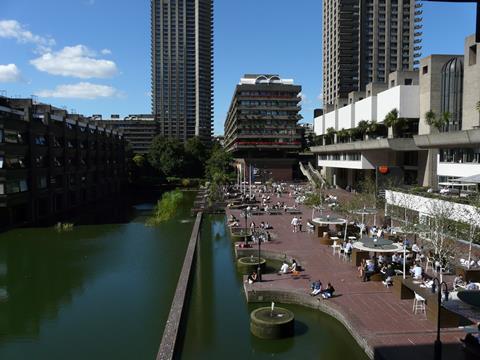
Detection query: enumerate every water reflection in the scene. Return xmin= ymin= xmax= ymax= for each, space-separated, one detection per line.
xmin=0 ymin=192 xmax=196 ymax=359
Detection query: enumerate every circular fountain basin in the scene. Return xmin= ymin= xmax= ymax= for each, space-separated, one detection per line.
xmin=250 ymin=306 xmax=295 ymax=339
xmin=457 ymin=290 xmax=480 ymax=308
xmin=237 ymin=257 xmax=266 ymax=274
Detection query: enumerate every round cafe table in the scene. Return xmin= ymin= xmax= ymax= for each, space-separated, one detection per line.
xmin=312 ymin=216 xmax=347 ymax=242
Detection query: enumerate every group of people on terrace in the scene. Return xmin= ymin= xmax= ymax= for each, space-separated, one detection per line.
xmin=310 ymin=280 xmax=335 ymax=299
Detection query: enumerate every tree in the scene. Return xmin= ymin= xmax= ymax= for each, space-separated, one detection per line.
xmin=383 ymin=108 xmax=407 ymax=138
xmin=476 ymin=100 xmax=480 ymax=113
xmin=184 ymin=136 xmax=207 ymax=178
xmin=326 ymin=127 xmax=336 ymax=142
xmin=205 ymin=144 xmax=234 ymax=183
xmin=357 ymin=120 xmax=369 ymax=139
xmin=132 ymin=154 xmax=146 ymax=168
xmin=367 ymin=120 xmax=379 ymax=135
xmin=336 ymin=128 xmax=349 ymax=142
xmin=424 ymin=110 xmax=450 ymax=131
xmin=148 ymin=136 xmax=185 ymax=177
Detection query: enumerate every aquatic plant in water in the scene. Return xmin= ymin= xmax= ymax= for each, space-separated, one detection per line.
xmin=146 ymin=190 xmax=184 ymax=226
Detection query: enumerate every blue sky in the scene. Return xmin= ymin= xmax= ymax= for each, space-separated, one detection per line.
xmin=0 ymin=0 xmax=476 ymax=135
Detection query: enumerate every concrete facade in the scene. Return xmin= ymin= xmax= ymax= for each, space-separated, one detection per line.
xmin=322 ymin=0 xmax=422 ymax=110
xmin=151 ymin=0 xmax=213 ymax=144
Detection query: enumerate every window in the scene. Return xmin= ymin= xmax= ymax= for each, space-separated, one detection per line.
xmin=469 ymin=44 xmax=477 ymax=66
xmin=0 ymin=156 xmax=3 ymax=168
xmin=0 ymin=183 xmax=4 ymax=195
xmin=4 ymin=130 xmax=24 ymax=144
xmin=0 ymin=129 xmax=3 ymax=143
xmin=422 ymin=65 xmax=428 ymax=74
xmin=35 ymin=136 xmax=47 ymax=146
xmin=38 ymin=176 xmax=47 ymax=189
xmin=404 ymin=78 xmax=413 ymax=85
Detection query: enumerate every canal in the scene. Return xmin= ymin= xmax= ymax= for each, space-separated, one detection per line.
xmin=0 ymin=192 xmax=196 ymax=359
xmin=0 ymin=194 xmax=368 ymax=359
xmin=180 ymin=214 xmax=369 ymax=360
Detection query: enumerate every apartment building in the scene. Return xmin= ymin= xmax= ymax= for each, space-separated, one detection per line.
xmin=0 ymin=97 xmax=127 ymax=228
xmin=323 ymin=0 xmax=422 ymax=111
xmin=224 ymin=74 xmax=302 ymax=181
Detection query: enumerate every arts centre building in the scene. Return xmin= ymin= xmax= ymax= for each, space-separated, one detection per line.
xmin=312 ymin=35 xmax=480 ymax=189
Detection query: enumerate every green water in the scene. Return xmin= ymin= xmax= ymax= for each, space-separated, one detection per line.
xmin=180 ymin=215 xmax=369 ymax=360
xmin=0 ymin=192 xmax=196 ymax=360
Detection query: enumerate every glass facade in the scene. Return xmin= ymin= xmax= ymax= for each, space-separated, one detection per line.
xmin=440 ymin=57 xmax=463 ymax=132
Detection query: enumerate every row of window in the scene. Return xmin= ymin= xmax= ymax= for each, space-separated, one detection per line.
xmin=238 ymin=100 xmax=298 ymax=108
xmin=318 ymin=153 xmax=361 ymax=161
xmin=0 ymin=179 xmax=28 ymax=195
xmin=439 ymin=148 xmax=480 ymax=164
xmin=239 ymin=110 xmax=296 ymax=116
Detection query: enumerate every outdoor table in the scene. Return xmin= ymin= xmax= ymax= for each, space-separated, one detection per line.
xmin=455 ymin=266 xmax=480 ymax=283
xmin=312 ymin=216 xmax=347 ymax=245
xmin=394 ymin=277 xmax=468 ymax=328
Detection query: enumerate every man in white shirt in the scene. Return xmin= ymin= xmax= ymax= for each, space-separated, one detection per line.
xmin=279 ymin=262 xmax=290 ymax=274
xmin=291 ymin=217 xmax=298 ymax=232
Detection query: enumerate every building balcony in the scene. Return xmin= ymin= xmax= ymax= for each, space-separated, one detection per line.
xmin=311 ymin=137 xmax=419 ymax=154
xmin=414 ymin=128 xmax=480 ymax=149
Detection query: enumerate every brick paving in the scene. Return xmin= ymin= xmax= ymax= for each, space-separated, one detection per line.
xmin=226 ymin=186 xmax=469 ymax=360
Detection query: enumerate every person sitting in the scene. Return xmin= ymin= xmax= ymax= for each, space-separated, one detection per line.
xmin=321 ymin=283 xmax=335 ymax=299
xmin=392 ymin=253 xmax=402 ymax=264
xmin=290 ymin=259 xmax=299 ymax=274
xmin=246 ymin=271 xmax=258 ymax=284
xmin=264 ymin=222 xmax=271 ymax=230
xmin=362 ymin=260 xmax=375 ymax=282
xmin=411 ymin=262 xmax=423 ymax=279
xmin=411 ymin=242 xmax=420 ymax=253
xmin=377 ymin=228 xmax=384 ymax=238
xmin=279 ymin=261 xmax=290 ymax=274
xmin=310 ymin=280 xmax=322 ymax=296
xmin=453 ymin=274 xmax=465 ymax=290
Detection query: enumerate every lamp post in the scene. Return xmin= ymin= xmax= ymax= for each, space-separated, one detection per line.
xmin=257 ymin=229 xmax=262 ymax=282
xmin=244 ymin=206 xmax=251 ymax=245
xmin=431 ymin=277 xmax=449 ymax=360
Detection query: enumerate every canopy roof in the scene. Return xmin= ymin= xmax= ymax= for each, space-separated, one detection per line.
xmin=452 ymin=174 xmax=480 ymax=184
xmin=312 ymin=216 xmax=346 ymax=225
xmin=353 ymin=238 xmax=405 ymax=253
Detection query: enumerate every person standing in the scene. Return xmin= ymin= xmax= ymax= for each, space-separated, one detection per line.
xmin=298 ymin=217 xmax=303 ymax=232
xmin=291 ymin=216 xmax=298 ymax=232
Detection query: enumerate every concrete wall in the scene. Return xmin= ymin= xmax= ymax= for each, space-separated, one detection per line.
xmin=354 ymin=96 xmax=377 ymax=125
xmin=377 ymin=85 xmax=420 ymax=122
xmin=314 ymin=115 xmax=324 ymax=135
xmin=463 ymin=35 xmax=480 ymax=130
xmin=385 ymin=190 xmax=480 ymax=226
xmin=337 ymin=104 xmax=355 ymax=130
xmin=324 ymin=110 xmax=338 ymax=131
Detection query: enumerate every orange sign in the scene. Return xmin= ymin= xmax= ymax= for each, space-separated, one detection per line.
xmin=378 ymin=166 xmax=389 ymax=174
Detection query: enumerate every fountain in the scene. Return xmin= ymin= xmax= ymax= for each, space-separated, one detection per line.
xmin=237 ymin=256 xmax=266 ymax=274
xmin=250 ymin=302 xmax=295 ymax=339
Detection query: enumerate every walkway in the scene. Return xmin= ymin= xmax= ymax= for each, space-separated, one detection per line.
xmin=226 ymin=187 xmax=468 ymax=360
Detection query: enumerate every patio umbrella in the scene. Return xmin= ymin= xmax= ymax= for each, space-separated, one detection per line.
xmin=312 ymin=216 xmax=348 ymax=242
xmin=352 ymin=207 xmax=378 ymax=236
xmin=353 ymin=238 xmax=409 ymax=279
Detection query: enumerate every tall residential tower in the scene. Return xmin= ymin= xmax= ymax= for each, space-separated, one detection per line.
xmin=151 ymin=0 xmax=213 ymax=143
xmin=322 ymin=0 xmax=422 ymax=110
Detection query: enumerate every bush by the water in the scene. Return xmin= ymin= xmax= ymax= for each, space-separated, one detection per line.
xmin=146 ymin=190 xmax=184 ymax=226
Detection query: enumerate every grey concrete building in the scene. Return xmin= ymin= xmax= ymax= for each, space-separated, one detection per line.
xmin=151 ymin=0 xmax=213 ymax=144
xmin=91 ymin=115 xmax=158 ymax=155
xmin=323 ymin=0 xmax=422 ymax=111
xmin=224 ymin=74 xmax=302 ymax=181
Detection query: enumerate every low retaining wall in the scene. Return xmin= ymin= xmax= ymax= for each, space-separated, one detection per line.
xmin=156 ymin=212 xmax=203 ymax=360
xmin=244 ymin=287 xmax=374 ymax=360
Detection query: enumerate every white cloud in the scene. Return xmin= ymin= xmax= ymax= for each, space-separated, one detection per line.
xmin=0 ymin=64 xmax=21 ymax=82
xmin=0 ymin=20 xmax=55 ymax=51
xmin=317 ymin=91 xmax=323 ymax=106
xmin=36 ymin=82 xmax=121 ymax=100
xmin=30 ymin=45 xmax=118 ymax=79
xmin=101 ymin=48 xmax=112 ymax=55
xmin=299 ymin=92 xmax=311 ymax=106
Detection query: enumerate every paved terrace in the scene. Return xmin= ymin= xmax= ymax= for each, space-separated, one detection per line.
xmin=226 ymin=187 xmax=468 ymax=360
